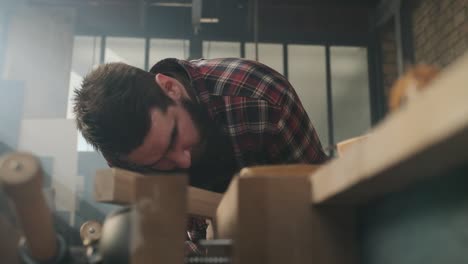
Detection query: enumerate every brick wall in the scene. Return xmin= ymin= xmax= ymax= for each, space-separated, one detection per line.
xmin=380 ymin=19 xmax=399 ymax=98
xmin=411 ymin=0 xmax=468 ymax=67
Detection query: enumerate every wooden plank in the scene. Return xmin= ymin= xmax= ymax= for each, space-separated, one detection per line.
xmin=336 ymin=135 xmax=369 ymax=156
xmin=311 ymin=52 xmax=468 ymax=205
xmin=187 ymin=187 xmax=222 ymax=218
xmin=239 ymin=164 xmax=321 ymax=178
xmin=94 ymin=168 xmax=139 ymax=204
xmin=215 ymin=176 xmax=239 ymax=239
xmin=215 ymin=164 xmax=357 ymax=264
xmin=0 ymin=152 xmax=57 ymax=261
xmin=129 ymin=174 xmax=187 ymax=264
xmin=94 ymin=168 xmax=222 ymax=218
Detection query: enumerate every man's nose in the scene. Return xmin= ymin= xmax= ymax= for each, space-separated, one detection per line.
xmin=168 ymin=149 xmax=191 ymax=169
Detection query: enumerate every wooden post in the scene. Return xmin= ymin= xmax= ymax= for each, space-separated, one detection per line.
xmin=0 ymin=152 xmax=57 ymax=262
xmin=130 ymin=173 xmax=187 ymax=264
xmin=336 ymin=135 xmax=369 ymax=157
xmin=94 ymin=168 xmax=190 ymax=264
xmin=215 ymin=164 xmax=358 ymax=264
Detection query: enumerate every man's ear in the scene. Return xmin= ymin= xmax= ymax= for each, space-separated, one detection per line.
xmin=155 ymin=73 xmax=182 ymax=100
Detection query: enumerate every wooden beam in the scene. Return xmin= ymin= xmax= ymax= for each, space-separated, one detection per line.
xmin=94 ymin=168 xmax=222 ymax=218
xmin=311 ymin=52 xmax=468 ymax=205
xmin=187 ymin=186 xmax=222 ymax=218
xmin=216 ymin=164 xmax=358 ymax=264
xmin=129 ymin=174 xmax=187 ymax=264
xmin=336 ymin=135 xmax=369 ymax=157
xmin=0 ymin=152 xmax=57 ymax=262
xmin=94 ymin=168 xmax=139 ymax=204
xmin=94 ymin=168 xmax=188 ymax=263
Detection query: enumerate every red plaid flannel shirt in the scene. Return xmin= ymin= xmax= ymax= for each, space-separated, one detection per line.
xmin=151 ymin=58 xmax=329 ymax=253
xmin=151 ymin=57 xmax=328 ymax=167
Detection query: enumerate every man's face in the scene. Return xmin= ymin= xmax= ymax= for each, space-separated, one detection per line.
xmin=125 ymin=73 xmax=204 ymax=171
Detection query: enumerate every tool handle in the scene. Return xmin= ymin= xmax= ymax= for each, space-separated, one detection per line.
xmin=0 ymin=152 xmax=58 ymax=262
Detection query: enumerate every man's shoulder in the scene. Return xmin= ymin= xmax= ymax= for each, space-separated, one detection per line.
xmin=193 ymin=58 xmax=295 ymax=105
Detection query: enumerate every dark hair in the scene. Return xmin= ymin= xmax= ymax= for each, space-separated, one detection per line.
xmin=73 ymin=62 xmax=174 ymax=161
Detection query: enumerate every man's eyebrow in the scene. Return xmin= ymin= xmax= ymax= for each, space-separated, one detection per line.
xmin=143 ymin=120 xmax=178 ymax=167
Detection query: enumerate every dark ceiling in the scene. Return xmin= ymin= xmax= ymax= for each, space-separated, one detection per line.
xmin=26 ymin=0 xmax=381 ymax=44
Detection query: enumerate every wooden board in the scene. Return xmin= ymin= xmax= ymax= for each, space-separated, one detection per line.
xmin=187 ymin=187 xmax=223 ymax=218
xmin=94 ymin=168 xmax=222 ymax=218
xmin=311 ymin=52 xmax=468 ymax=205
xmin=336 ymin=135 xmax=369 ymax=156
xmin=216 ymin=164 xmax=358 ymax=264
xmin=129 ymin=174 xmax=187 ymax=264
xmin=94 ymin=168 xmax=139 ymax=204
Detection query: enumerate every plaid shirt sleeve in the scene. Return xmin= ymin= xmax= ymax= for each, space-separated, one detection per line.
xmin=205 ymin=59 xmax=329 ymax=165
xmin=220 ymin=95 xmax=329 ymax=165
xmin=265 ymin=93 xmax=329 ymax=164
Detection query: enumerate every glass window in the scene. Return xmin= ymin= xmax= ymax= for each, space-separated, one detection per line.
xmin=70 ymin=36 xmax=145 ymax=152
xmin=105 ymin=37 xmax=145 ymax=69
xmin=245 ymin=43 xmax=283 ymax=75
xmin=67 ymin=36 xmax=101 ymax=119
xmin=77 ymin=131 xmax=94 ymax=152
xmin=330 ymin=46 xmax=370 ymax=143
xmin=67 ymin=36 xmax=101 ymax=152
xmin=150 ymin=38 xmax=189 ymax=65
xmin=288 ymin=45 xmax=329 ymax=149
xmin=203 ymin=41 xmax=241 ymax=59
xmin=0 ymin=13 xmax=5 ymax=77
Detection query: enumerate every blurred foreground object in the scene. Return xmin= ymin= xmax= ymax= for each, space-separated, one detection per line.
xmin=336 ymin=135 xmax=369 ymax=157
xmin=0 ymin=152 xmax=70 ymax=263
xmin=388 ymin=64 xmax=439 ymax=112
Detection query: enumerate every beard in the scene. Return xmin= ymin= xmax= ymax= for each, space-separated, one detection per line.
xmin=180 ymin=98 xmax=211 ymax=167
xmin=181 ymin=98 xmax=239 ymax=192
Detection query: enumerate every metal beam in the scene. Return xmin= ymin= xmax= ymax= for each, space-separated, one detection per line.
xmin=325 ymin=44 xmax=335 ymax=156
xmin=373 ymin=0 xmax=400 ymax=28
xmin=282 ymin=43 xmax=288 ymax=79
xmin=192 ymin=0 xmax=202 ymax=35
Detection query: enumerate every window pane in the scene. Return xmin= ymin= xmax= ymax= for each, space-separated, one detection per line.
xmin=77 ymin=131 xmax=94 ymax=152
xmin=288 ymin=45 xmax=329 ymax=149
xmin=105 ymin=37 xmax=145 ymax=69
xmin=203 ymin=41 xmax=240 ymax=59
xmin=71 ymin=36 xmax=101 ymax=76
xmin=245 ymin=43 xmax=283 ymax=75
xmin=67 ymin=36 xmax=102 ymax=152
xmin=330 ymin=46 xmax=370 ymax=143
xmin=150 ymin=38 xmax=189 ymax=65
xmin=67 ymin=36 xmax=101 ymax=119
xmin=0 ymin=10 xmax=7 ymax=77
